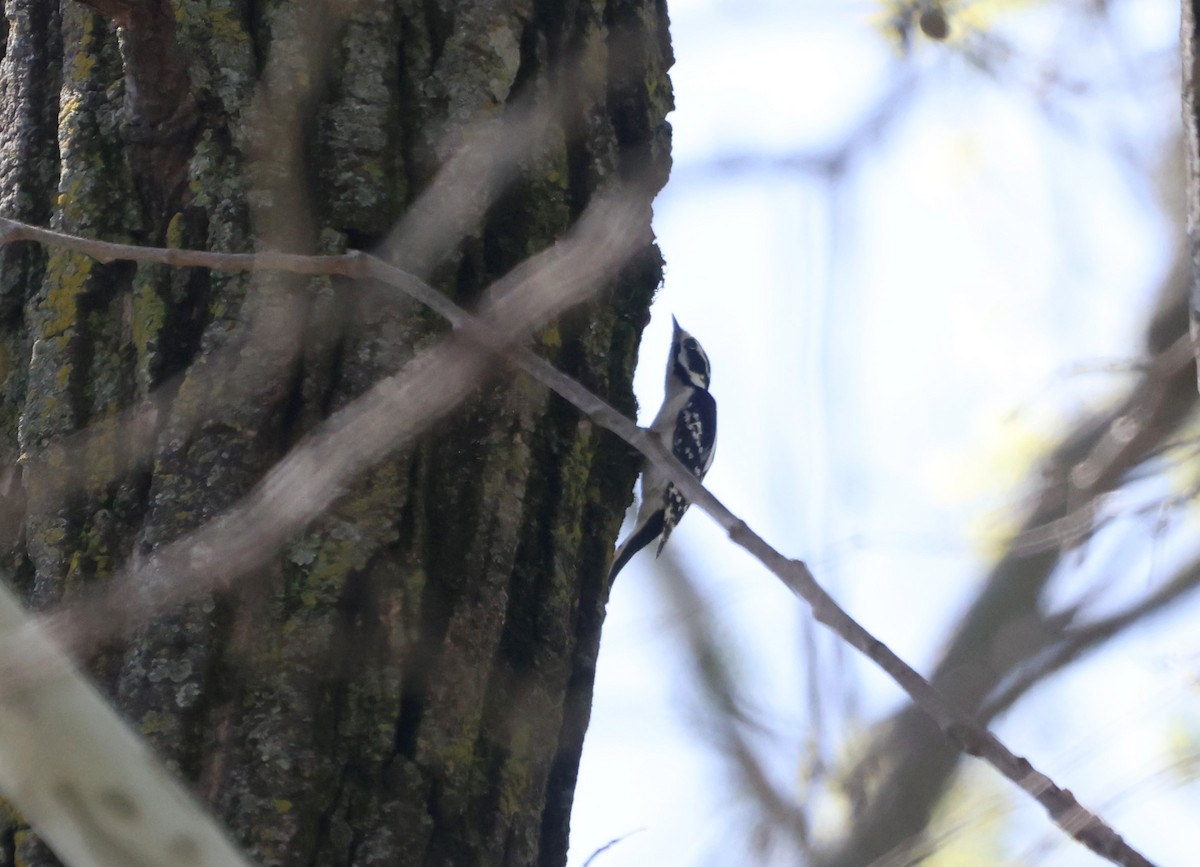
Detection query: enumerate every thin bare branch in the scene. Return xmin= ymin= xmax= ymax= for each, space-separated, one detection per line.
xmin=581 ymin=828 xmax=646 ymax=867
xmin=0 ymin=212 xmax=1156 ymax=866
xmin=824 ymin=294 xmax=1196 ymax=867
xmin=0 ymin=218 xmax=369 ymax=274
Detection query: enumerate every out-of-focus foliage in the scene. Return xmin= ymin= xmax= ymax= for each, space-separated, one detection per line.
xmin=875 ymin=0 xmax=1050 ymax=50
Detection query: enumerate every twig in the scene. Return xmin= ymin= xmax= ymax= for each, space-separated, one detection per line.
xmin=0 ymin=215 xmax=1157 ymax=867
xmin=829 ymin=313 xmax=1195 ymax=867
xmin=581 ymin=828 xmax=646 ymax=867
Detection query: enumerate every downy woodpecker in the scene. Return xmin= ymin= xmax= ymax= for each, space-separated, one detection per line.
xmin=609 ymin=316 xmax=717 ymax=580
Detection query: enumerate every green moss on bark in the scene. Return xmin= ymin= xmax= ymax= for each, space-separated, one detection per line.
xmin=0 ymin=0 xmax=673 ymax=864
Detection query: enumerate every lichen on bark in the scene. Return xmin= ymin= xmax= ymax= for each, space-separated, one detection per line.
xmin=0 ymin=1 xmax=673 ymax=865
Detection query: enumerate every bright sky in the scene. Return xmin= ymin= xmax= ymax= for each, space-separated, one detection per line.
xmin=570 ymin=2 xmax=1188 ymax=866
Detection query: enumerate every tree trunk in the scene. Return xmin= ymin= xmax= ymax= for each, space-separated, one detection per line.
xmin=0 ymin=2 xmax=674 ymax=865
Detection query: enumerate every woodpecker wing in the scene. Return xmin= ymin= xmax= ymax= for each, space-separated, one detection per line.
xmin=657 ymin=388 xmax=717 ymax=553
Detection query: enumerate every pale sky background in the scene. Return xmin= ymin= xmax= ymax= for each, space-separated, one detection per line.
xmin=569 ymin=1 xmax=1193 ymax=865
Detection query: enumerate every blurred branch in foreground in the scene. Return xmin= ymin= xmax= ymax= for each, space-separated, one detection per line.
xmin=814 ymin=254 xmax=1195 ymax=867
xmin=0 ymin=190 xmax=649 ymax=654
xmin=0 ymin=1 xmax=676 ymax=863
xmin=0 ymin=579 xmax=252 ymax=867
xmin=0 ymin=199 xmax=1160 ymax=865
xmin=0 ymin=188 xmax=646 ymax=867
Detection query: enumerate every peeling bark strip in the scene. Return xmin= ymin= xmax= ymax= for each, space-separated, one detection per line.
xmin=1184 ymin=0 xmax=1200 ymax=389
xmin=0 ymin=1 xmax=672 ymax=866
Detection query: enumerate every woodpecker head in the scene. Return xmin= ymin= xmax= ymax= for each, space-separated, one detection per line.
xmin=669 ymin=316 xmax=711 ymax=390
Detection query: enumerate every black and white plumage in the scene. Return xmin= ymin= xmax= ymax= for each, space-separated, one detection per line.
xmin=609 ymin=316 xmax=717 ymax=581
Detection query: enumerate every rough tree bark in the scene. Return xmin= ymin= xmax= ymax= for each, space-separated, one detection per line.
xmin=0 ymin=1 xmax=674 ymax=865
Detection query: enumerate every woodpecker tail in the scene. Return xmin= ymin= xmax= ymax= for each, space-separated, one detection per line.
xmin=608 ymin=510 xmax=665 ymax=582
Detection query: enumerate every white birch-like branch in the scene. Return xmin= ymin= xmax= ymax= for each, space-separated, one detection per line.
xmin=0 ymin=578 xmax=252 ymax=867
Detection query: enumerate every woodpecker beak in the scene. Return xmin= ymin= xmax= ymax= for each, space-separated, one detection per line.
xmin=672 ymin=315 xmax=682 ymax=335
